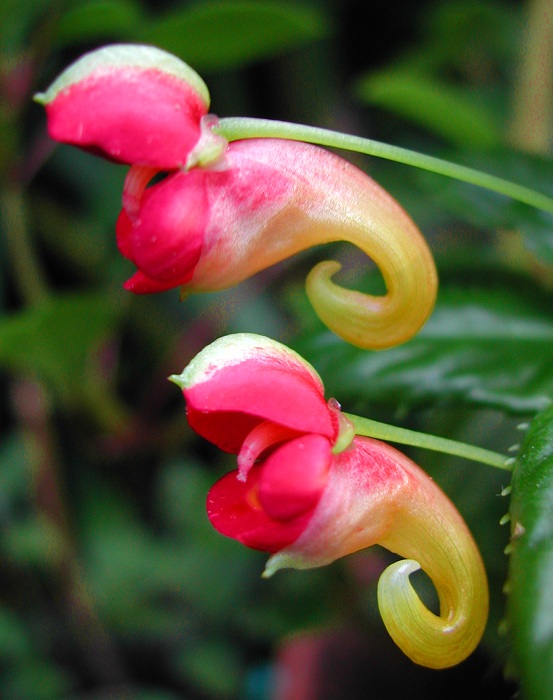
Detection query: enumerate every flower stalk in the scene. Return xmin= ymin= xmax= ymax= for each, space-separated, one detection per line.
xmin=346 ymin=413 xmax=511 ymax=471
xmin=217 ymin=117 xmax=553 ymax=214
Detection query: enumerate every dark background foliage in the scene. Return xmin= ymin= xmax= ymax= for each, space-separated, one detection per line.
xmin=1 ymin=0 xmax=551 ymax=698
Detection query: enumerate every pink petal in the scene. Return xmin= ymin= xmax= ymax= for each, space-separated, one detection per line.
xmin=122 ymin=270 xmax=178 ymax=294
xmin=172 ymin=334 xmax=334 ymax=453
xmin=120 ymin=170 xmax=208 ymax=289
xmin=185 ymin=358 xmax=333 ymax=452
xmin=206 ymin=466 xmax=313 ymax=553
xmin=115 ymin=209 xmax=133 ymax=260
xmin=258 ymin=435 xmax=331 ymax=520
xmin=43 ymin=68 xmax=206 ymax=167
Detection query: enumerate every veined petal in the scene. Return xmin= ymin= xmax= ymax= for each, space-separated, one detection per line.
xmin=35 ymin=44 xmax=209 ymax=167
xmin=183 ymin=138 xmax=437 ymax=350
xmin=169 ymin=334 xmax=333 ymax=453
xmin=264 ymin=437 xmax=408 ymax=573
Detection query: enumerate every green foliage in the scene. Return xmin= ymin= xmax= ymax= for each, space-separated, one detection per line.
xmin=507 ymin=403 xmax=553 ymax=700
xmin=53 ymin=0 xmax=145 ymax=46
xmin=411 ymin=149 xmax=553 ymax=265
xmin=0 ymin=293 xmax=121 ymax=405
xmin=140 ymin=1 xmax=329 ymax=71
xmin=355 ymin=69 xmax=502 ymax=149
xmin=353 ymin=0 xmax=518 ymax=146
xmin=296 ymin=281 xmax=553 ymax=414
xmin=47 ymin=0 xmax=330 ymax=72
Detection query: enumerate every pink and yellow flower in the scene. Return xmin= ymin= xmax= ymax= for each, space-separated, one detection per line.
xmin=170 ymin=333 xmax=489 ymax=669
xmin=36 ymin=44 xmax=438 ymax=349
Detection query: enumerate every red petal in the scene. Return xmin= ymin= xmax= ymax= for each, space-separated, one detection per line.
xmin=45 ymin=68 xmax=206 ymax=167
xmin=258 ymin=435 xmax=331 ymax=520
xmin=206 ymin=467 xmax=313 ymax=553
xmin=115 ymin=208 xmax=133 ymax=259
xmin=123 ymin=270 xmax=177 ymax=294
xmin=123 ymin=169 xmax=207 ymax=286
xmin=185 ymin=358 xmax=333 ymax=453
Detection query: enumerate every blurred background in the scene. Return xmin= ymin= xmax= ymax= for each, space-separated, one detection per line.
xmin=1 ymin=0 xmax=552 ymax=697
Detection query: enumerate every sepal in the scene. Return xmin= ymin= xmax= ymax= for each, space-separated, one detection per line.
xmin=35 ymin=44 xmax=209 ymax=167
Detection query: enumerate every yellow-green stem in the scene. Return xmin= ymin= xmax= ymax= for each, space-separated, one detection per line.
xmin=217 ymin=117 xmax=553 ymax=214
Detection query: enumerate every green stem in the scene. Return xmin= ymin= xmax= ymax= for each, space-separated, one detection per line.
xmin=216 ymin=117 xmax=553 ymax=214
xmin=1 ymin=186 xmax=50 ymax=305
xmin=345 ymin=413 xmax=511 ymax=471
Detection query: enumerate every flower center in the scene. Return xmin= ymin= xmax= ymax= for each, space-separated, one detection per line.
xmin=237 ymin=421 xmax=303 ymax=482
xmin=122 ymin=165 xmax=162 ymax=219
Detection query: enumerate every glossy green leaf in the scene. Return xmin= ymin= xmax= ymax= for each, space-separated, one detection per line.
xmin=507 ymin=403 xmax=553 ymax=699
xmin=140 ymin=0 xmax=329 ymax=71
xmin=294 ymin=282 xmax=553 ymax=414
xmin=53 ymin=0 xmax=144 ymax=46
xmin=355 ymin=69 xmax=502 ymax=149
xmin=0 ymin=293 xmax=120 ymax=404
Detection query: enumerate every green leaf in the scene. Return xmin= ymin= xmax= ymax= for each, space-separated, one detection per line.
xmin=410 ymin=149 xmax=553 ymax=265
xmin=173 ymin=639 xmax=243 ymax=697
xmin=0 ymin=293 xmax=121 ymax=405
xmin=0 ymin=606 xmax=33 ymax=661
xmin=507 ymin=403 xmax=553 ymax=699
xmin=140 ymin=0 xmax=329 ymax=72
xmin=355 ymin=69 xmax=502 ymax=149
xmin=2 ymin=658 xmax=74 ymax=699
xmin=79 ymin=467 xmax=255 ymax=635
xmin=0 ymin=0 xmax=52 ymax=51
xmin=2 ymin=515 xmax=67 ymax=570
xmin=53 ymin=0 xmax=144 ymax=46
xmin=294 ymin=282 xmax=553 ymax=414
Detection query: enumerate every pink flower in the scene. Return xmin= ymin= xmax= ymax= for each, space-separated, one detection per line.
xmin=36 ymin=44 xmax=437 ymax=349
xmin=170 ymin=333 xmax=489 ymax=669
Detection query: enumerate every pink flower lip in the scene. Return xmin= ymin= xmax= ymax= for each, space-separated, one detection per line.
xmin=207 ymin=466 xmax=316 ymax=553
xmin=181 ymin=359 xmax=334 ymax=454
xmin=116 ymin=169 xmax=208 ymax=291
xmin=206 ymin=433 xmax=332 ymax=553
xmin=257 ymin=435 xmax=332 ymax=520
